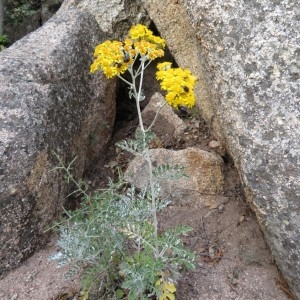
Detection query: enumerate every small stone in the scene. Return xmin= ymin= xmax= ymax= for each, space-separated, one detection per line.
xmin=218 ymin=203 xmax=225 ymax=213
xmin=209 ymin=140 xmax=221 ymax=148
xmin=282 ymin=220 xmax=289 ymax=225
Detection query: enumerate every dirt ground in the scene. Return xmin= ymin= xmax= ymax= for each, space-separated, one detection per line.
xmin=0 ymin=110 xmax=294 ymax=300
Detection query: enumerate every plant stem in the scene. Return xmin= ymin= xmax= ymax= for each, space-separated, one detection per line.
xmin=145 ymin=102 xmax=166 ymax=132
xmin=135 ymin=60 xmax=146 ymax=132
xmin=52 ymin=153 xmax=89 ymax=198
xmin=130 ymin=59 xmax=159 ymax=256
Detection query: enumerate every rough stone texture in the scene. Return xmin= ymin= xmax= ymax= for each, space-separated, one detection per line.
xmin=141 ymin=0 xmax=300 ymax=297
xmin=59 ymin=0 xmax=151 ymax=40
xmin=0 ymin=9 xmax=116 ymax=275
xmin=142 ymin=92 xmax=187 ymax=147
xmin=41 ymin=0 xmax=64 ymax=23
xmin=125 ymin=147 xmax=225 ymax=207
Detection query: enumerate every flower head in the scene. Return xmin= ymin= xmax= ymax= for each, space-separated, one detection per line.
xmin=129 ymin=24 xmax=166 ymax=60
xmin=156 ymin=62 xmax=197 ymax=109
xmin=129 ymin=24 xmax=165 ymax=47
xmin=90 ymin=40 xmax=135 ymax=78
xmin=90 ymin=24 xmax=166 ymax=77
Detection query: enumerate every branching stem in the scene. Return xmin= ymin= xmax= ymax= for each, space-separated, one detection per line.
xmin=120 ymin=58 xmax=159 ymax=257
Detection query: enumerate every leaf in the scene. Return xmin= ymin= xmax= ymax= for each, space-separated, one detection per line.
xmin=163 ymin=281 xmax=176 ymax=294
xmin=116 ymin=139 xmax=142 ymax=156
xmin=128 ymin=291 xmax=136 ymax=300
xmin=79 ymin=291 xmax=89 ymax=300
xmin=153 ymin=163 xmax=187 ymax=180
xmin=155 ymin=278 xmax=162 ymax=286
xmin=157 ymin=281 xmax=176 ymax=300
xmin=116 ymin=288 xmax=125 ymax=299
xmin=159 ymin=292 xmax=175 ymax=300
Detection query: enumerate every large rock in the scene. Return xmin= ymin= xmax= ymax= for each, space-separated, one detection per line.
xmin=41 ymin=0 xmax=64 ymax=24
xmin=141 ymin=0 xmax=300 ymax=297
xmin=125 ymin=147 xmax=225 ymax=207
xmin=142 ymin=92 xmax=187 ymax=147
xmin=59 ymin=0 xmax=151 ymax=39
xmin=0 ymin=9 xmax=116 ymax=275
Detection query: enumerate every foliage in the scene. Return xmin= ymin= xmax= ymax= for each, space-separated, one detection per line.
xmin=51 ymin=24 xmax=197 ymax=299
xmin=4 ymin=0 xmax=44 ymax=25
xmin=51 ymin=161 xmax=194 ymax=299
xmin=0 ymin=34 xmax=8 ymax=50
xmin=0 ymin=33 xmax=8 ymax=44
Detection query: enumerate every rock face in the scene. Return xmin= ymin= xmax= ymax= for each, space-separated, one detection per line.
xmin=141 ymin=0 xmax=300 ymax=297
xmin=142 ymin=93 xmax=187 ymax=147
xmin=0 ymin=9 xmax=116 ymax=275
xmin=125 ymin=147 xmax=225 ymax=207
xmin=59 ymin=0 xmax=151 ymax=39
xmin=41 ymin=0 xmax=64 ymax=23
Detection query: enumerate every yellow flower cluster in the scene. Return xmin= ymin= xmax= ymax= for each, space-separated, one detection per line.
xmin=129 ymin=24 xmax=166 ymax=59
xmin=156 ymin=62 xmax=197 ymax=109
xmin=90 ymin=40 xmax=135 ymax=78
xmin=90 ymin=24 xmax=166 ymax=78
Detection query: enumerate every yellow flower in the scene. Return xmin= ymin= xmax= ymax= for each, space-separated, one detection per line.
xmin=129 ymin=24 xmax=150 ymax=40
xmin=148 ymin=48 xmax=165 ymax=60
xmin=157 ymin=62 xmax=172 ymax=71
xmin=90 ymin=24 xmax=166 ymax=77
xmin=129 ymin=24 xmax=166 ymax=59
xmin=91 ymin=40 xmax=136 ymax=78
xmin=156 ymin=62 xmax=197 ymax=109
xmin=134 ymin=40 xmax=147 ymax=55
xmin=150 ymin=35 xmax=166 ymax=48
xmin=124 ymin=38 xmax=133 ymax=46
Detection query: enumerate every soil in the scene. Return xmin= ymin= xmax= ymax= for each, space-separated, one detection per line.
xmin=0 ymin=110 xmax=294 ymax=300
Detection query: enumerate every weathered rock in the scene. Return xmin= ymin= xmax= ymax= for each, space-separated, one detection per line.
xmin=208 ymin=140 xmax=225 ymax=157
xmin=59 ymin=0 xmax=151 ymax=39
xmin=142 ymin=92 xmax=187 ymax=147
xmin=0 ymin=9 xmax=116 ymax=275
xmin=41 ymin=0 xmax=64 ymax=23
xmin=125 ymin=147 xmax=225 ymax=207
xmin=141 ymin=0 xmax=300 ymax=297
